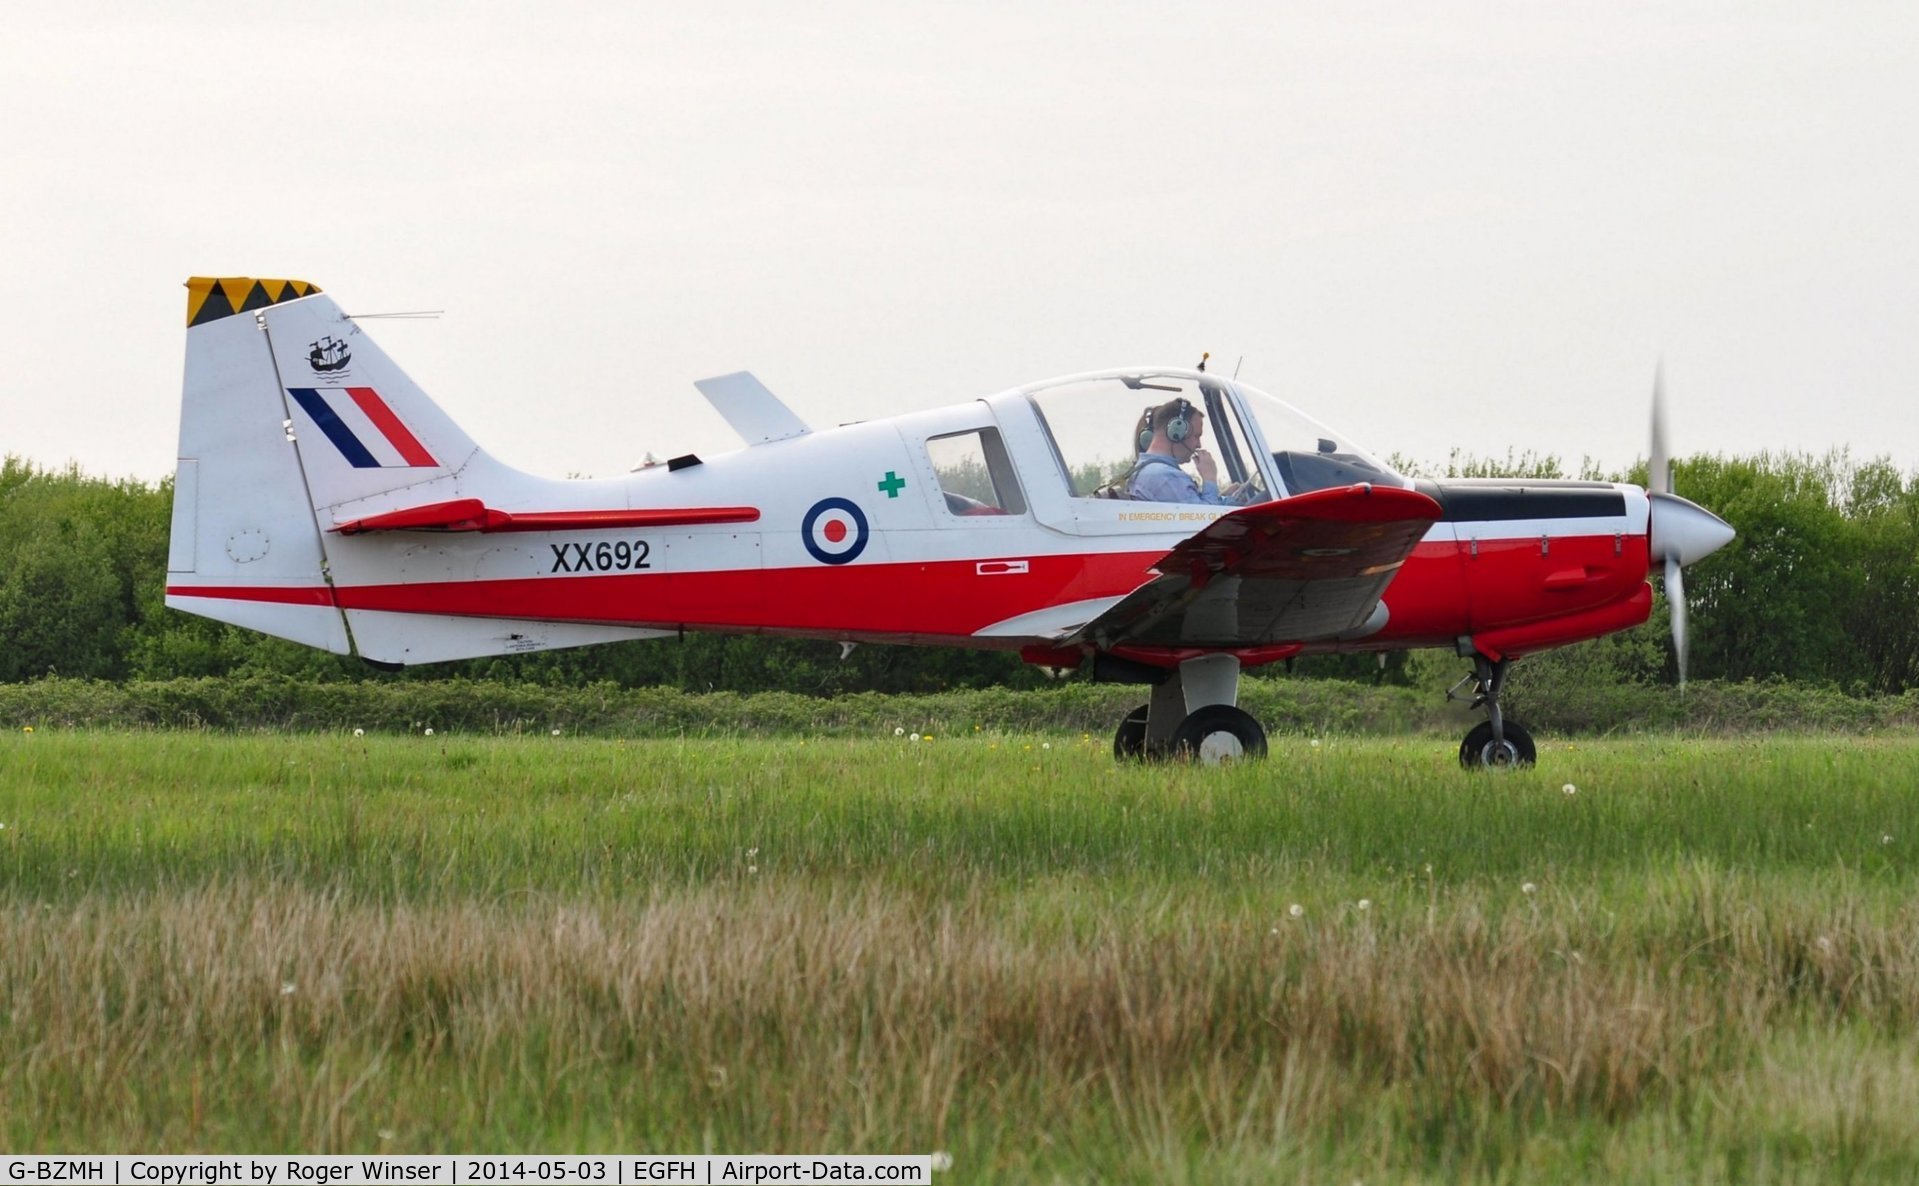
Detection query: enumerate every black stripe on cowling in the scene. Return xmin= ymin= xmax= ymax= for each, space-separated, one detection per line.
xmin=1416 ymin=480 xmax=1627 ymax=522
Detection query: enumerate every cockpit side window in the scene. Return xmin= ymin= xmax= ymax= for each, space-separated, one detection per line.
xmin=928 ymin=428 xmax=1026 ymax=516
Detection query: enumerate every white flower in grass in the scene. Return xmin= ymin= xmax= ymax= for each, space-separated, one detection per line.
xmin=895 ymin=727 xmax=905 ymax=736
xmin=930 ymin=1152 xmax=953 ymax=1173
xmin=1288 ymin=903 xmax=1304 ymax=918
xmin=1041 ymin=742 xmax=1051 ymax=750
xmin=280 ymin=982 xmax=297 ymax=996
xmin=353 ymin=728 xmax=364 ymax=737
xmin=424 ymin=728 xmax=434 ymax=737
xmin=1522 ymin=882 xmax=1538 ymax=896
xmin=1562 ymin=783 xmax=1577 ymax=795
xmin=909 ymin=733 xmax=920 ymax=742
xmin=1815 ymin=935 xmax=1835 ymax=954
xmin=378 ymin=1130 xmax=396 ymax=1142
xmin=1883 ymin=834 xmax=1895 ymax=845
xmin=1310 ymin=738 xmax=1321 ymax=748
xmin=1357 ymin=899 xmax=1371 ymax=911
xmin=551 ymin=728 xmax=562 ymax=737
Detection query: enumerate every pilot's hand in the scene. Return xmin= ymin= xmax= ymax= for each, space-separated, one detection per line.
xmin=1192 ymin=448 xmax=1219 ymax=484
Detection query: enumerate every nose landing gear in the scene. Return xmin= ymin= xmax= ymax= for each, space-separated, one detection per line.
xmin=1452 ymin=654 xmax=1536 ymax=769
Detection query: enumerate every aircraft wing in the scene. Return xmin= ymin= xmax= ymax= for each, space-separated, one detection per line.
xmin=1071 ymin=483 xmax=1444 ymax=649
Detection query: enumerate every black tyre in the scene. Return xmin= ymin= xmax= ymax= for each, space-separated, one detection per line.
xmin=1459 ymin=719 xmax=1537 ymax=769
xmin=1169 ymin=705 xmax=1269 ymax=765
xmin=1113 ymin=704 xmax=1150 ymax=761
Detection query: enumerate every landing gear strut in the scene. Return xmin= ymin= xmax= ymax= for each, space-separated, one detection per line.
xmin=1113 ymin=704 xmax=1151 ymax=760
xmin=1453 ymin=653 xmax=1536 ymax=769
xmin=1109 ymin=655 xmax=1268 ymax=765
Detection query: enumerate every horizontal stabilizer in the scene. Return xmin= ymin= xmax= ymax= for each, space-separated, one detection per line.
xmin=332 ymin=499 xmax=760 ymax=535
xmin=694 ymin=372 xmax=810 ymax=445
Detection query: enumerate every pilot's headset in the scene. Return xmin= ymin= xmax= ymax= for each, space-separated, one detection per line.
xmin=1164 ymin=399 xmax=1195 ymax=444
xmin=1137 ymin=398 xmax=1197 ymax=452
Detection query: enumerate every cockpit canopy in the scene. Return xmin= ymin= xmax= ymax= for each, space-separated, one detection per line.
xmin=1019 ymin=370 xmax=1405 ymax=503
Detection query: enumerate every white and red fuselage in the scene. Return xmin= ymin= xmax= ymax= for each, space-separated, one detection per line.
xmin=165 ymin=278 xmax=1726 ymax=683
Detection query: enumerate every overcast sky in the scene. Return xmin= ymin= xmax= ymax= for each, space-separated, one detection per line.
xmin=5 ymin=1 xmax=1916 ymax=484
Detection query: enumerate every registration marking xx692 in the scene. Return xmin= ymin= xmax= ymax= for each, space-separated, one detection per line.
xmin=549 ymin=540 xmax=652 ymax=573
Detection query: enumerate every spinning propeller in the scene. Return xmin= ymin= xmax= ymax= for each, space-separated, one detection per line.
xmin=1645 ymin=363 xmax=1736 ymax=687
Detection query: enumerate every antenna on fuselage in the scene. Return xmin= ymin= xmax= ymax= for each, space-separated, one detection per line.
xmin=1232 ymin=356 xmax=1243 ymax=379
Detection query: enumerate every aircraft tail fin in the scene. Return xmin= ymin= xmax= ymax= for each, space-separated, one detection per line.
xmin=166 ymin=276 xmax=487 ymax=652
xmin=168 ymin=277 xmax=684 ymax=666
xmin=251 ymin=283 xmax=481 ymax=511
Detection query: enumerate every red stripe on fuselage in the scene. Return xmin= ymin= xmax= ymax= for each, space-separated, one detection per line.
xmin=166 ymin=585 xmax=336 ymax=607
xmin=163 ymin=529 xmax=1648 ymax=650
xmin=322 ymin=552 xmax=1163 ymax=636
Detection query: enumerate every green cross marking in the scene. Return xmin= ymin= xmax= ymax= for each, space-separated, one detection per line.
xmin=877 ymin=471 xmax=907 ymax=498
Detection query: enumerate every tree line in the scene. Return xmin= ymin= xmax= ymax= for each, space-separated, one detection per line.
xmin=2 ymin=449 xmax=1914 ymax=695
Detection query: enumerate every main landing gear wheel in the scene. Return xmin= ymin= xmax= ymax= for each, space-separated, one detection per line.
xmin=1460 ymin=719 xmax=1536 ymax=769
xmin=1170 ymin=705 xmax=1269 ymax=765
xmin=1113 ymin=704 xmax=1151 ymax=761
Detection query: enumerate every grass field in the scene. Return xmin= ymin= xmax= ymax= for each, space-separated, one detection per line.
xmin=1 ymin=727 xmax=1915 ymax=1182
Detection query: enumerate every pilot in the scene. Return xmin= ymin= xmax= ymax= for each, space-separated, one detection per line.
xmin=1129 ymin=398 xmax=1230 ymax=504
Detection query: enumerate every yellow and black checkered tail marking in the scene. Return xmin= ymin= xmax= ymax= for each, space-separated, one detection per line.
xmin=185 ymin=277 xmax=322 ymax=327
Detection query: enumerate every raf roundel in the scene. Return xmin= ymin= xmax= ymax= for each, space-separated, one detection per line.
xmin=801 ymin=497 xmax=869 ymax=565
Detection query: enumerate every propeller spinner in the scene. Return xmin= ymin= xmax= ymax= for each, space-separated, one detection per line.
xmin=1645 ymin=364 xmax=1735 ymax=686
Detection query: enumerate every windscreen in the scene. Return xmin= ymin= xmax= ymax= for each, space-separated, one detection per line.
xmin=1232 ymin=382 xmax=1407 ymax=496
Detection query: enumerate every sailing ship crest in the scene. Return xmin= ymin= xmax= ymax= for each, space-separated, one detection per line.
xmin=307 ymin=336 xmax=352 ymax=374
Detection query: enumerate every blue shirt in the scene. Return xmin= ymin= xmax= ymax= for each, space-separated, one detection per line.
xmin=1128 ymin=453 xmax=1227 ymax=504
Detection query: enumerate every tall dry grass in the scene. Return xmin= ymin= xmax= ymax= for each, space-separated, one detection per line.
xmin=3 ymin=874 xmax=1916 ymax=1171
